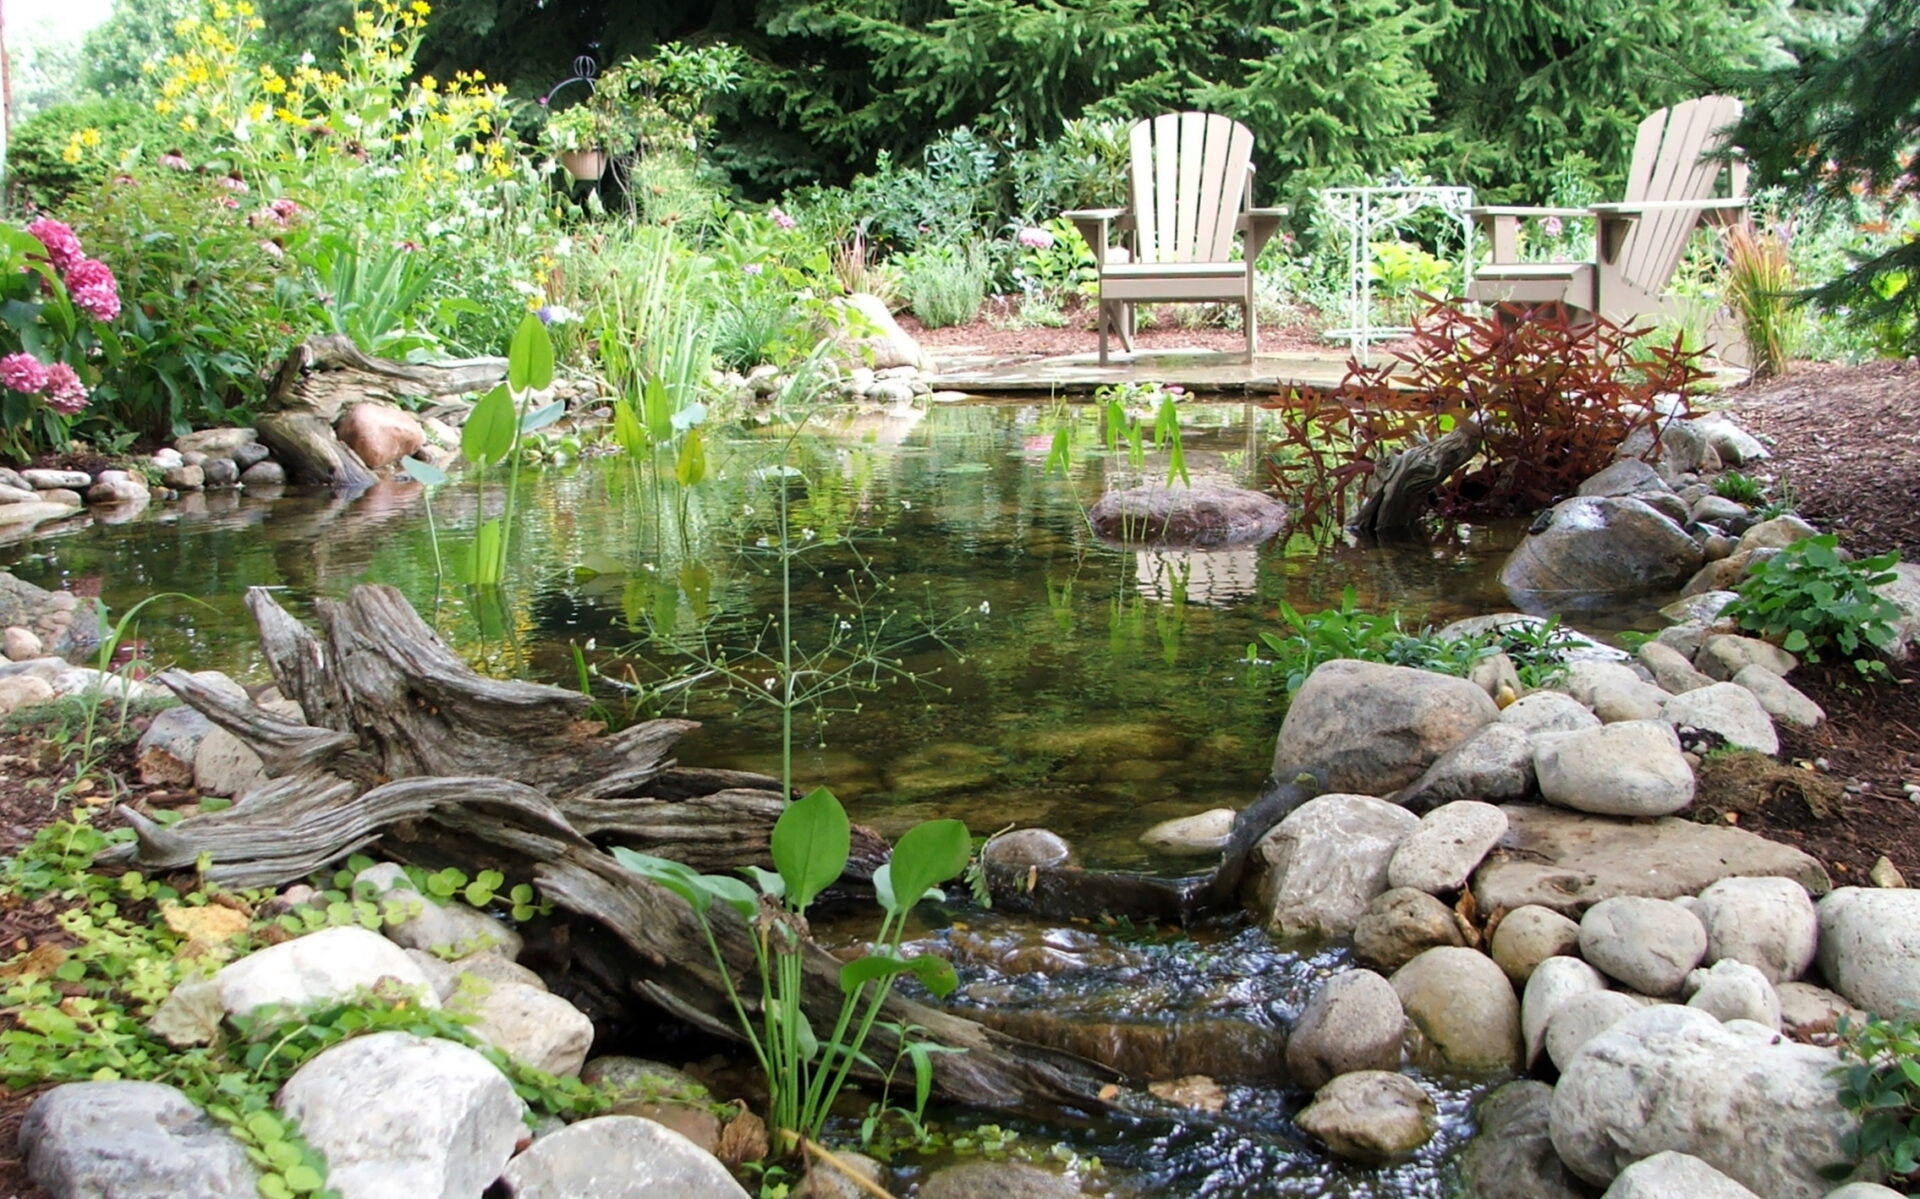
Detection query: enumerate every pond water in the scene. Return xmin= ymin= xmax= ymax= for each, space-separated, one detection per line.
xmin=2 ymin=400 xmax=1637 ymax=1196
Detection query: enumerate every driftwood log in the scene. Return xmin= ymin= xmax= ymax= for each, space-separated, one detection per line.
xmin=256 ymin=336 xmax=506 ymax=490
xmin=108 ymin=585 xmax=1118 ymax=1112
xmin=1348 ymin=417 xmax=1484 ymax=533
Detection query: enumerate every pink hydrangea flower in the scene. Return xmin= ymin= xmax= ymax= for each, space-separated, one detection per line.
xmin=41 ymin=362 xmax=88 ymax=415
xmin=0 ymin=353 xmax=50 ymax=395
xmin=1016 ymin=226 xmax=1055 ymax=249
xmin=770 ymin=207 xmax=797 ymax=231
xmin=65 ymin=258 xmax=121 ymax=322
xmin=26 ymin=218 xmax=85 ymax=273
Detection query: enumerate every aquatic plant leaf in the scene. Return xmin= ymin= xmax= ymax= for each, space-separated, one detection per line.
xmin=612 ymin=398 xmax=647 ymax=456
xmin=400 ymin=458 xmax=447 ymax=486
xmin=508 ymin=310 xmax=554 ymax=392
xmin=519 ymin=400 xmax=565 ymax=434
xmin=611 ymin=848 xmax=710 ymax=915
xmin=881 ymin=819 xmax=970 ymax=919
xmin=674 ymin=426 xmax=707 ymax=487
xmin=770 ymin=787 xmax=849 ymax=912
xmin=462 ymin=384 xmax=516 ymax=467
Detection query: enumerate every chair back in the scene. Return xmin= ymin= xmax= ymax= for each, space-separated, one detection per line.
xmin=1617 ymin=95 xmax=1745 ymax=294
xmin=1127 ymin=113 xmax=1256 ymax=265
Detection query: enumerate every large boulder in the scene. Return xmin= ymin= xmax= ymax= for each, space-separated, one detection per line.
xmin=1602 ymin=1151 xmax=1762 ymax=1199
xmin=832 ymin=292 xmax=932 ymax=372
xmin=1284 ymin=970 xmax=1406 ymax=1090
xmin=1491 ymin=905 xmax=1583 ymax=985
xmin=1352 ymin=887 xmax=1467 ymax=971
xmin=1662 ymin=683 xmax=1779 ymax=755
xmin=1522 ymin=956 xmax=1609 ymax=1067
xmin=458 ymin=982 xmax=595 ymax=1077
xmin=1388 ymin=800 xmax=1510 ymax=893
xmin=1245 ymin=794 xmax=1419 ymax=939
xmin=1471 ymin=805 xmax=1831 ymax=917
xmin=276 ymin=1032 xmax=526 ymax=1199
xmin=497 ymin=1115 xmax=749 ymax=1198
xmin=1390 ymin=946 xmax=1522 ymax=1071
xmin=1500 ymin=496 xmax=1705 ymax=606
xmin=916 ymin=1160 xmax=1084 ymax=1199
xmin=214 ymin=926 xmax=440 ymax=1019
xmin=1273 ymin=660 xmax=1499 ymax=796
xmin=1499 ymin=690 xmax=1603 ymax=736
xmin=1293 ymin=1071 xmax=1437 ymax=1165
xmin=1544 ymin=991 xmax=1650 ymax=1073
xmin=1816 ymin=888 xmax=1920 ymax=1018
xmin=1561 ymin=660 xmax=1673 ymax=723
xmin=335 ymin=401 xmax=427 ymax=471
xmin=1456 ymin=1081 xmax=1590 ymax=1199
xmin=1087 ymin=483 xmax=1290 ymax=548
xmin=1392 ymin=725 xmax=1535 ymax=813
xmin=1534 ymin=721 xmax=1695 ymax=817
xmin=20 ymin=1081 xmax=260 ymax=1199
xmin=1694 ymin=876 xmax=1819 ymax=984
xmin=1684 ymin=959 xmax=1781 ymax=1029
xmin=1549 ymin=1004 xmax=1863 ymax=1199
xmin=1578 ymin=896 xmax=1708 ymax=996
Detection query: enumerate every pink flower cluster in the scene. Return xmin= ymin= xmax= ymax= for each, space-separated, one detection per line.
xmin=1016 ymin=226 xmax=1055 ymax=249
xmin=770 ymin=207 xmax=798 ymax=231
xmin=22 ymin=217 xmax=121 ymax=322
xmin=0 ymin=353 xmax=87 ymax=414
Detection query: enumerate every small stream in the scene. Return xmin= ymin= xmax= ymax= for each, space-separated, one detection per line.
xmin=1 ymin=401 xmax=1655 ymax=1195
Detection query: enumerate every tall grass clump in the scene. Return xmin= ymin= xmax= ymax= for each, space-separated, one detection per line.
xmin=1722 ymin=218 xmax=1803 ymax=381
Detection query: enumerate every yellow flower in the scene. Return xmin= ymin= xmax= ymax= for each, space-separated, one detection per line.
xmin=155 ymin=99 xmax=175 ymax=115
xmin=235 ymin=0 xmax=255 ymax=14
xmin=180 ymin=115 xmax=199 ymax=132
xmin=62 ymin=137 xmax=84 ymax=165
xmin=248 ymin=101 xmax=269 ymax=122
xmin=411 ymin=0 xmax=430 ymax=13
xmin=420 ymin=74 xmax=437 ymax=92
xmin=80 ymin=127 xmax=103 ymax=147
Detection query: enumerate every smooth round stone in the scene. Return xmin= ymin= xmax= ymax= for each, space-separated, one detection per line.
xmin=981 ymin=828 xmax=1071 ymax=870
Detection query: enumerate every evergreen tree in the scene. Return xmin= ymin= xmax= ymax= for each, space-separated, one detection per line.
xmin=1728 ymin=0 xmax=1919 ymax=349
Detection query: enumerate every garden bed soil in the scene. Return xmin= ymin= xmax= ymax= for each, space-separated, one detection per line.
xmin=1725 ymin=357 xmax=1920 ymax=560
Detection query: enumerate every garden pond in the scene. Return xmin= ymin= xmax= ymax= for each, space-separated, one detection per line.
xmin=3 ymin=399 xmax=1655 ymax=1196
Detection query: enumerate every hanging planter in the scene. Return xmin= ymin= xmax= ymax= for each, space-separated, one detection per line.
xmin=560 ymin=149 xmax=606 ymax=182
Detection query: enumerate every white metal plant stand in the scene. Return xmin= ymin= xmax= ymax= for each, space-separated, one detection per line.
xmin=1319 ymin=184 xmax=1476 ymax=362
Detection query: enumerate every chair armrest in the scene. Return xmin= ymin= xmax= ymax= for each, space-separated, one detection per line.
xmin=1062 ymin=208 xmax=1127 ymax=222
xmin=1239 ymin=207 xmax=1289 ymax=264
xmin=1244 ymin=206 xmax=1291 ymax=220
xmin=1467 ymin=206 xmax=1589 ymax=219
xmin=1589 ymin=199 xmax=1748 ymax=215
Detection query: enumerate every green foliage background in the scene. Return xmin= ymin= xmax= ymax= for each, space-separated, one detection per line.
xmin=219 ymin=0 xmax=1808 ymax=203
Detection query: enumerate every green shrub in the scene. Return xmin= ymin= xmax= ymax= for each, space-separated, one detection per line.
xmin=5 ymin=98 xmax=171 ymax=210
xmin=1830 ymin=1015 xmax=1920 ymax=1184
xmin=902 ymin=245 xmax=988 ymax=329
xmin=1724 ymin=534 xmax=1902 ymax=678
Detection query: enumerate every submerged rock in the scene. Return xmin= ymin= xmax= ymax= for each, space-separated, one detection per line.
xmin=1086 ymin=483 xmax=1289 ymax=547
xmin=1500 ymin=495 xmax=1704 ymax=606
xmin=1456 ymin=1081 xmax=1589 ymax=1199
xmin=1294 ymin=1071 xmax=1437 ymax=1165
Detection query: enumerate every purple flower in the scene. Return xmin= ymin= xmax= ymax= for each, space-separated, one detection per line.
xmin=1016 ymin=226 xmax=1054 ymax=249
xmin=42 ymin=362 xmax=88 ymax=415
xmin=26 ymin=218 xmax=85 ymax=273
xmin=65 ymin=259 xmax=121 ymax=321
xmin=742 ymin=263 xmax=763 ymax=276
xmin=0 ymin=353 xmax=50 ymax=395
xmin=1541 ymin=215 xmax=1564 ymax=238
xmin=770 ymin=207 xmax=797 ymax=231
xmin=536 ymin=305 xmax=555 ymax=325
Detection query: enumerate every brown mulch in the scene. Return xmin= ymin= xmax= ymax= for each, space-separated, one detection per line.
xmin=1725 ymin=358 xmax=1920 ymax=560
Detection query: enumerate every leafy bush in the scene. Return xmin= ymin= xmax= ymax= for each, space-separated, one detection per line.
xmin=1831 ymin=1015 xmax=1920 ymax=1185
xmin=1263 ymin=300 xmax=1708 ymax=527
xmin=902 ymin=245 xmax=988 ymax=329
xmin=1246 ymin=586 xmax=1573 ymax=693
xmin=1723 ymin=534 xmax=1902 ymax=678
xmin=5 ymin=97 xmax=172 ymax=210
xmin=64 ymin=173 xmax=310 ymax=441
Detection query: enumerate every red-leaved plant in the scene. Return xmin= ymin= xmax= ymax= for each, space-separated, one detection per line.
xmin=1263 ymin=298 xmax=1710 ymax=528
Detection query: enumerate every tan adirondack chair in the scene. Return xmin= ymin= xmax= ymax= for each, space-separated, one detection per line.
xmin=1065 ymin=113 xmax=1288 ymax=364
xmin=1467 ymin=95 xmax=1749 ymax=326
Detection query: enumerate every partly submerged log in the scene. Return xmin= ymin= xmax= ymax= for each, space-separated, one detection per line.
xmin=107 ymin=584 xmax=1116 ymax=1111
xmin=1348 ymin=418 xmax=1484 ymax=534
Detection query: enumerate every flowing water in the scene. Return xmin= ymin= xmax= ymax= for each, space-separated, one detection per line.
xmin=1 ymin=401 xmax=1646 ymax=1195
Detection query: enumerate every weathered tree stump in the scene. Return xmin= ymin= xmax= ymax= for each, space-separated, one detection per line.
xmin=1348 ymin=418 xmax=1484 ymax=533
xmin=108 ymin=584 xmax=1119 ymax=1111
xmin=256 ymin=336 xmax=506 ymax=489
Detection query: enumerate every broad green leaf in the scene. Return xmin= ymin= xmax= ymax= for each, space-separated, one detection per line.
xmin=467 ymin=519 xmax=504 ymax=587
xmin=282 ymin=1163 xmax=323 ymax=1193
xmin=840 ymin=953 xmax=912 ymax=995
xmin=770 ymin=787 xmax=850 ymax=912
xmin=259 ymin=1174 xmax=295 ymax=1199
xmin=611 ymin=848 xmax=710 ymax=914
xmin=508 ymin=311 xmax=554 ymax=392
xmin=693 ymin=872 xmax=757 ymax=919
xmin=742 ymin=865 xmax=786 ymax=899
xmin=882 ymin=819 xmax=971 ymax=919
xmin=1043 ymin=424 xmax=1071 ymax=476
xmin=400 ymin=457 xmax=447 ymax=486
xmin=612 ymin=398 xmax=648 ymax=456
xmin=902 ymin=952 xmax=960 ymax=998
xmin=462 ymin=384 xmax=517 ymax=467
xmin=674 ymin=427 xmax=707 ymax=487
xmin=670 ymin=401 xmax=707 ymax=432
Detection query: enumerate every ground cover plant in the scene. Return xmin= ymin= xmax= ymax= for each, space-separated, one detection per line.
xmin=1723 ymin=534 xmax=1904 ymax=678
